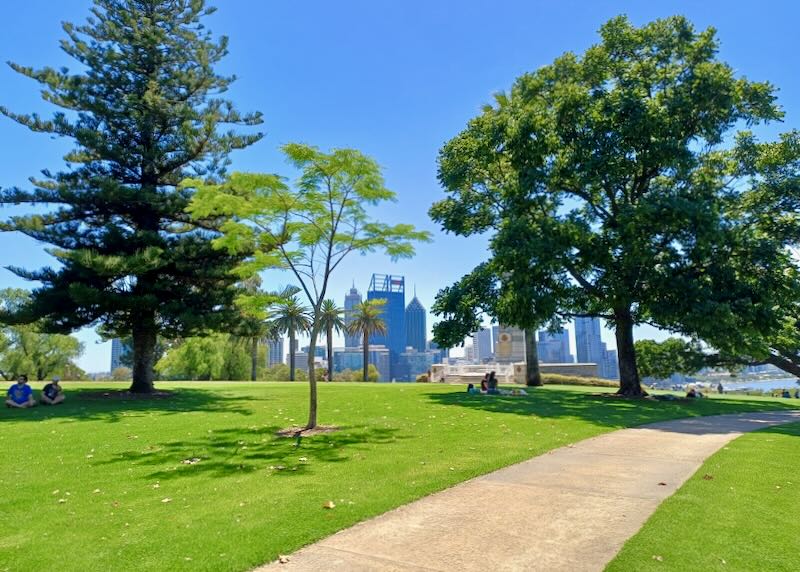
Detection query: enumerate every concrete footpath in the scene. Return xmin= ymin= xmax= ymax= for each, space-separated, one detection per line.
xmin=258 ymin=410 xmax=800 ymax=572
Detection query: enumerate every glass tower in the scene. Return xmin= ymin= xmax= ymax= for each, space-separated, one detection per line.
xmin=343 ymin=284 xmax=362 ymax=348
xmin=404 ymin=294 xmax=426 ymax=353
xmin=367 ymin=274 xmax=405 ymax=379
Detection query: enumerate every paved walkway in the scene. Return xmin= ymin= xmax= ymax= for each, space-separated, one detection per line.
xmin=258 ymin=410 xmax=800 ymax=572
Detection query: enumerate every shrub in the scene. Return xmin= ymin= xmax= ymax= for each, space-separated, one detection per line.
xmin=542 ymin=373 xmax=618 ymax=388
xmin=416 ymin=373 xmax=430 ymax=383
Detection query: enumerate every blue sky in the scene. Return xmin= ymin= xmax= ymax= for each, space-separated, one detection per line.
xmin=1 ymin=1 xmax=798 ymax=371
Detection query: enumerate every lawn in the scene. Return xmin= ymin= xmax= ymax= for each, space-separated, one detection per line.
xmin=606 ymin=421 xmax=800 ymax=572
xmin=1 ymin=382 xmax=797 ymax=572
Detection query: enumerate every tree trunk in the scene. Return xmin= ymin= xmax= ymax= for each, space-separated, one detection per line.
xmin=326 ymin=325 xmax=333 ymax=382
xmin=289 ymin=329 xmax=296 ymax=381
xmin=524 ymin=328 xmax=542 ymax=386
xmin=363 ymin=332 xmax=369 ymax=382
xmin=614 ymin=309 xmax=644 ymax=396
xmin=130 ymin=315 xmax=157 ymax=393
xmin=250 ymin=337 xmax=258 ymax=381
xmin=306 ymin=327 xmax=318 ymax=429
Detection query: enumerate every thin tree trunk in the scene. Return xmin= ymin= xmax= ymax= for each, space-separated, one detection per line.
xmin=289 ymin=329 xmax=296 ymax=381
xmin=306 ymin=326 xmax=318 ymax=429
xmin=614 ymin=309 xmax=644 ymax=396
xmin=326 ymin=325 xmax=333 ymax=382
xmin=524 ymin=328 xmax=542 ymax=386
xmin=363 ymin=332 xmax=369 ymax=382
xmin=250 ymin=337 xmax=258 ymax=381
xmin=130 ymin=314 xmax=156 ymax=393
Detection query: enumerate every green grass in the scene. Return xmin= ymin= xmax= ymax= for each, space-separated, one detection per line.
xmin=1 ymin=382 xmax=797 ymax=572
xmin=606 ymin=422 xmax=800 ymax=572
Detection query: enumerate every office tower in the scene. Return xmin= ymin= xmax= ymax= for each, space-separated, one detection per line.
xmin=301 ymin=345 xmax=327 ymax=359
xmin=367 ymin=274 xmax=405 ymax=378
xmin=491 ymin=325 xmax=500 ymax=355
xmin=110 ymin=338 xmax=132 ymax=371
xmin=601 ymin=349 xmax=619 ymax=380
xmin=405 ymin=293 xmax=426 ymax=353
xmin=332 ymin=345 xmax=391 ymax=381
xmin=267 ymin=338 xmax=284 ymax=367
xmin=574 ymin=317 xmax=605 ymax=365
xmin=428 ymin=340 xmax=448 ymax=361
xmin=494 ymin=325 xmax=526 ymax=363
xmin=537 ymin=329 xmax=573 ymax=363
xmin=472 ymin=328 xmax=493 ymax=362
xmin=343 ymin=284 xmax=362 ymax=348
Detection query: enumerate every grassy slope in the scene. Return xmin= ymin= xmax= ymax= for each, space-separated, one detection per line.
xmin=607 ymin=422 xmax=800 ymax=572
xmin=0 ymin=382 xmax=796 ymax=572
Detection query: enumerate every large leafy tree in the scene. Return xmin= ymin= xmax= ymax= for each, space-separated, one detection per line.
xmin=188 ymin=144 xmax=430 ymax=428
xmin=430 ymin=15 xmax=799 ymax=396
xmin=0 ymin=289 xmax=85 ymax=381
xmin=346 ymin=299 xmax=388 ymax=383
xmin=635 ymin=338 xmax=707 ymax=381
xmin=0 ymin=0 xmax=261 ymax=393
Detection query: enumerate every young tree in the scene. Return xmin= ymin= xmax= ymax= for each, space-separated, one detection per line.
xmin=188 ymin=144 xmax=430 ymax=428
xmin=0 ymin=0 xmax=262 ymax=393
xmin=318 ymin=300 xmax=345 ymax=383
xmin=346 ymin=300 xmax=388 ymax=382
xmin=430 ymin=15 xmax=797 ymax=396
xmin=271 ymin=297 xmax=312 ymax=382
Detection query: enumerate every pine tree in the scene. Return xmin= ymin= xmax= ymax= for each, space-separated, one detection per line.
xmin=0 ymin=0 xmax=262 ymax=392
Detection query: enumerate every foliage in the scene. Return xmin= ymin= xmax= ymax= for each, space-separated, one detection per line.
xmin=262 ymin=363 xmax=308 ymax=382
xmin=0 ymin=0 xmax=261 ymax=393
xmin=634 ymin=338 xmax=708 ymax=380
xmin=416 ymin=373 xmax=430 ymax=383
xmin=155 ymin=333 xmax=250 ymax=381
xmin=541 ymin=374 xmax=619 ymax=388
xmin=111 ymin=367 xmax=132 ymax=382
xmin=346 ymin=299 xmax=388 ymax=382
xmin=271 ymin=297 xmax=312 ymax=382
xmin=333 ymin=365 xmax=380 ymax=382
xmin=0 ymin=289 xmax=85 ymax=381
xmin=188 ymin=144 xmax=430 ymax=426
xmin=0 ymin=383 xmax=795 ymax=572
xmin=430 ymin=15 xmax=800 ymax=396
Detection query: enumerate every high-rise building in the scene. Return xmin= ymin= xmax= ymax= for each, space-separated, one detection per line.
xmin=574 ymin=317 xmax=619 ymax=379
xmin=367 ymin=274 xmax=405 ymax=378
xmin=397 ymin=347 xmax=438 ymax=381
xmin=110 ymin=338 xmax=132 ymax=371
xmin=472 ymin=328 xmax=493 ymax=363
xmin=405 ymin=294 xmax=426 ymax=353
xmin=494 ymin=325 xmax=526 ymax=363
xmin=343 ymin=284 xmax=362 ymax=348
xmin=537 ymin=329 xmax=573 ymax=363
xmin=491 ymin=325 xmax=500 ymax=355
xmin=267 ymin=338 xmax=284 ymax=367
xmin=332 ymin=345 xmax=391 ymax=381
xmin=574 ymin=317 xmax=605 ymax=365
xmin=428 ymin=341 xmax=448 ymax=362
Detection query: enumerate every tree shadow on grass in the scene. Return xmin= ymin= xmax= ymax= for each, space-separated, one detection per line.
xmin=95 ymin=424 xmax=405 ymax=480
xmin=0 ymin=387 xmax=257 ymax=424
xmin=425 ymin=387 xmax=800 ymax=432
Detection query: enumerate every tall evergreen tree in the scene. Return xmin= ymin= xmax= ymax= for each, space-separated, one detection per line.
xmin=0 ymin=0 xmax=262 ymax=392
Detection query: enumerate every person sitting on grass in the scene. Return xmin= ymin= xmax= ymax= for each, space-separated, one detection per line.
xmin=487 ymin=371 xmax=499 ymax=394
xmin=686 ymin=386 xmax=697 ymax=398
xmin=41 ymin=376 xmax=65 ymax=406
xmin=6 ymin=375 xmax=37 ymax=408
xmin=480 ymin=374 xmax=489 ymax=393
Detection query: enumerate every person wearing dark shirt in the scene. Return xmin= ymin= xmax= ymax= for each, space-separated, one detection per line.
xmin=41 ymin=376 xmax=65 ymax=405
xmin=6 ymin=375 xmax=37 ymax=408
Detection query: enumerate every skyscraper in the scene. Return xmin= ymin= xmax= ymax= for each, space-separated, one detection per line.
xmin=537 ymin=329 xmax=573 ymax=363
xmin=472 ymin=328 xmax=493 ymax=362
xmin=267 ymin=338 xmax=284 ymax=367
xmin=574 ymin=317 xmax=604 ymax=365
xmin=343 ymin=284 xmax=362 ymax=348
xmin=367 ymin=274 xmax=405 ymax=378
xmin=405 ymin=293 xmax=426 ymax=352
xmin=110 ymin=338 xmax=131 ymax=371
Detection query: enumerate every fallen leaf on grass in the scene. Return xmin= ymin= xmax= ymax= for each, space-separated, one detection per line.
xmin=57 ymin=498 xmax=67 ymax=504
xmin=322 ymin=501 xmax=336 ymax=509
xmin=703 ymin=474 xmax=714 ymax=480
xmin=161 ymin=498 xmax=172 ymax=503
xmin=652 ymin=555 xmax=663 ymax=561
xmin=181 ymin=457 xmax=201 ymax=465
xmin=93 ymin=489 xmax=101 ymax=494
xmin=152 ymin=483 xmax=160 ymax=489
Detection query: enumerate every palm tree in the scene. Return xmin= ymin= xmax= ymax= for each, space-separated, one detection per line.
xmin=318 ymin=300 xmax=345 ymax=382
xmin=346 ymin=299 xmax=387 ymax=382
xmin=272 ymin=297 xmax=311 ymax=381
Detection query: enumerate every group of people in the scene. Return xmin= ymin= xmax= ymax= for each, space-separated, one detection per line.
xmin=466 ymin=371 xmax=499 ymax=395
xmin=5 ymin=375 xmax=65 ymax=408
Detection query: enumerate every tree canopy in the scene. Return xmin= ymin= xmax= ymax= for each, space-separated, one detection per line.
xmin=430 ymin=15 xmax=800 ymax=395
xmin=0 ymin=0 xmax=261 ymax=393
